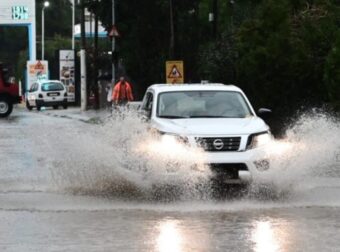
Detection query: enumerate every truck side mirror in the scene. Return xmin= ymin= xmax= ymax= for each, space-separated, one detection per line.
xmin=257 ymin=108 xmax=272 ymax=120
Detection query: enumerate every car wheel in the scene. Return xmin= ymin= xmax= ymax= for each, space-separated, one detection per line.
xmin=26 ymin=101 xmax=33 ymax=111
xmin=36 ymin=106 xmax=41 ymax=111
xmin=63 ymin=105 xmax=68 ymax=109
xmin=0 ymin=96 xmax=13 ymax=117
xmin=53 ymin=105 xmax=58 ymax=110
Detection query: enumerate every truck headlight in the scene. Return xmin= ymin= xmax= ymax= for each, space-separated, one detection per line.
xmin=161 ymin=134 xmax=188 ymax=145
xmin=247 ymin=132 xmax=272 ymax=149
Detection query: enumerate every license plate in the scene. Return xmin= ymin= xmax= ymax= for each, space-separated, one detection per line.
xmin=49 ymin=93 xmax=58 ymax=96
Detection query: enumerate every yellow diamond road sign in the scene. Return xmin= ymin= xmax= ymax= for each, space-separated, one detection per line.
xmin=166 ymin=60 xmax=184 ymax=84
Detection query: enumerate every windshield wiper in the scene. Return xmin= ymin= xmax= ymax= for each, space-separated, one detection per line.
xmin=158 ymin=115 xmax=188 ymax=119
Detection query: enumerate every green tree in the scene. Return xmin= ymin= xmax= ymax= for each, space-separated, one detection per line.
xmin=289 ymin=0 xmax=339 ymax=105
xmin=196 ymin=0 xmax=261 ymax=85
xmin=236 ymin=0 xmax=293 ymax=110
xmin=236 ymin=0 xmax=339 ymax=115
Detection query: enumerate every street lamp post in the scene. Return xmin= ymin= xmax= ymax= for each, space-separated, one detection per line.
xmin=169 ymin=0 xmax=175 ymax=59
xmin=112 ymin=0 xmax=115 ymax=83
xmin=229 ymin=0 xmax=235 ymax=33
xmin=41 ymin=1 xmax=50 ymax=60
xmin=212 ymin=0 xmax=217 ymax=38
xmin=72 ymin=0 xmax=75 ymax=50
xmin=229 ymin=0 xmax=235 ymax=83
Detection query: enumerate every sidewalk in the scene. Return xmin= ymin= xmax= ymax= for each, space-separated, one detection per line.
xmin=16 ymin=101 xmax=141 ymax=123
xmin=43 ymin=106 xmax=108 ymax=123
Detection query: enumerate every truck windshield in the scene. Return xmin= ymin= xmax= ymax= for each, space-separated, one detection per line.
xmin=157 ymin=91 xmax=253 ymax=118
xmin=41 ymin=82 xmax=64 ymax=91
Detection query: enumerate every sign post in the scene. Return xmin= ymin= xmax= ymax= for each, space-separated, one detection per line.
xmin=59 ymin=50 xmax=75 ymax=102
xmin=166 ymin=60 xmax=184 ymax=84
xmin=80 ymin=49 xmax=87 ymax=111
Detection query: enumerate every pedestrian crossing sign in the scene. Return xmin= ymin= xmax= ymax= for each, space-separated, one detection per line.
xmin=166 ymin=60 xmax=184 ymax=84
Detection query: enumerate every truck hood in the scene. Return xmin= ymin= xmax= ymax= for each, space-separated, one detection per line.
xmin=152 ymin=117 xmax=268 ymax=136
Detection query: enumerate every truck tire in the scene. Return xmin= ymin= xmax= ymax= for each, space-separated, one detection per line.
xmin=0 ymin=96 xmax=13 ymax=118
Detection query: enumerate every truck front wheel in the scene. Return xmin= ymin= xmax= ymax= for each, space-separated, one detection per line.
xmin=0 ymin=97 xmax=13 ymax=118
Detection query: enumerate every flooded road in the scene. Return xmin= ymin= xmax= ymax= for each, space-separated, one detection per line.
xmin=0 ymin=108 xmax=340 ymax=252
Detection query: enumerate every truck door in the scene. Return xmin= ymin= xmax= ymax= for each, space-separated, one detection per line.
xmin=140 ymin=91 xmax=154 ymax=121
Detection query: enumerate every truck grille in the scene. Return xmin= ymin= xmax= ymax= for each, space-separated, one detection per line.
xmin=195 ymin=137 xmax=241 ymax=152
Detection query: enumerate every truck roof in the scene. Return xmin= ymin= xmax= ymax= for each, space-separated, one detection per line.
xmin=147 ymin=83 xmax=243 ymax=93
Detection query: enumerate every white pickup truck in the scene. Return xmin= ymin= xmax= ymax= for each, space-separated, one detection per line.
xmin=139 ymin=83 xmax=272 ymax=185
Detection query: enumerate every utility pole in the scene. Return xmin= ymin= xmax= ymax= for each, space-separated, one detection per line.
xmin=94 ymin=0 xmax=99 ymax=109
xmin=229 ymin=0 xmax=235 ymax=83
xmin=80 ymin=0 xmax=86 ymax=48
xmin=112 ymin=0 xmax=115 ymax=83
xmin=41 ymin=6 xmax=44 ymax=60
xmin=41 ymin=1 xmax=50 ymax=60
xmin=230 ymin=0 xmax=235 ymax=33
xmin=80 ymin=0 xmax=87 ymax=110
xmin=80 ymin=0 xmax=86 ymax=49
xmin=80 ymin=49 xmax=87 ymax=111
xmin=169 ymin=0 xmax=175 ymax=59
xmin=72 ymin=0 xmax=75 ymax=50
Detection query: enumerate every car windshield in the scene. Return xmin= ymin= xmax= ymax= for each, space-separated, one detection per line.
xmin=41 ymin=82 xmax=64 ymax=91
xmin=157 ymin=91 xmax=253 ymax=118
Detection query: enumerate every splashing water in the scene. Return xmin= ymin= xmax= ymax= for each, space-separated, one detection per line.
xmin=251 ymin=110 xmax=340 ymax=196
xmin=52 ymin=109 xmax=340 ymax=200
xmin=52 ymin=110 xmax=211 ymax=200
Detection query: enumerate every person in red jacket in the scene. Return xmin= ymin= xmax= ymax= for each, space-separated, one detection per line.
xmin=111 ymin=76 xmax=134 ymax=106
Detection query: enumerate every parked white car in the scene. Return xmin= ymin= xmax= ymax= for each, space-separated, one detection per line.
xmin=139 ymin=83 xmax=272 ymax=185
xmin=26 ymin=80 xmax=68 ymax=111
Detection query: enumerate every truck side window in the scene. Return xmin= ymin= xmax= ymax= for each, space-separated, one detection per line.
xmin=141 ymin=92 xmax=153 ymax=119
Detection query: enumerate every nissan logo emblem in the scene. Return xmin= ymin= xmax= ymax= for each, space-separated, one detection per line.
xmin=213 ymin=139 xmax=224 ymax=150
